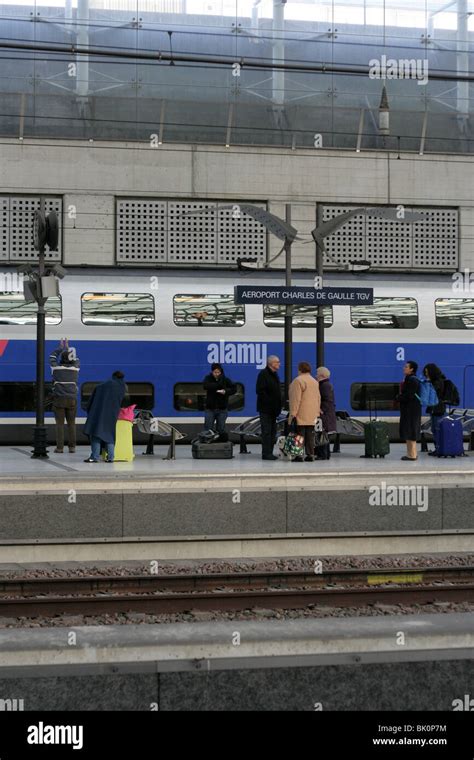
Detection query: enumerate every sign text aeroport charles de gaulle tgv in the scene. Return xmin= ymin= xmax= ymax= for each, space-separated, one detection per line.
xmin=234 ymin=285 xmax=374 ymax=306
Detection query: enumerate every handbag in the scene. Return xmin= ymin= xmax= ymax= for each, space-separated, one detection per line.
xmin=118 ymin=404 xmax=136 ymax=422
xmin=315 ymin=430 xmax=330 ymax=447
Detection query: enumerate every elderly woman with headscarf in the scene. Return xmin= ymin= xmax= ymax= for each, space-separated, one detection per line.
xmin=316 ymin=366 xmax=337 ymax=460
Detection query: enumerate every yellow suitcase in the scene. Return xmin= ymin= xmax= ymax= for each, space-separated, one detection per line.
xmin=112 ymin=420 xmax=135 ymax=462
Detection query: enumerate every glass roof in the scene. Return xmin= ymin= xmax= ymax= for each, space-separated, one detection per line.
xmin=0 ymin=0 xmax=473 ymax=152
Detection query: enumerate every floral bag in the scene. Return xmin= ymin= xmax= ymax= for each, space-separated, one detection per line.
xmin=282 ymin=421 xmax=305 ymax=460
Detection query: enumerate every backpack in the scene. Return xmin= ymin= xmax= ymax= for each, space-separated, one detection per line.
xmin=442 ymin=379 xmax=460 ymax=406
xmin=417 ymin=379 xmax=438 ymax=407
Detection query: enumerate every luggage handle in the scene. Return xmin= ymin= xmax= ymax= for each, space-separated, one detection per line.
xmin=368 ymin=398 xmax=378 ymax=422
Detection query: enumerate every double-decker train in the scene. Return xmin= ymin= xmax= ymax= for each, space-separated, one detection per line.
xmin=0 ymin=268 xmax=473 ymax=443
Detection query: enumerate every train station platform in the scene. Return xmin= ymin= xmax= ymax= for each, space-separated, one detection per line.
xmin=0 ymin=444 xmax=473 ymax=562
xmin=0 ymin=613 xmax=472 ymax=710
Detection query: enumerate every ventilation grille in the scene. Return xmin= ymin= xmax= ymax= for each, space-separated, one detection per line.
xmin=116 ymin=200 xmax=167 ymax=263
xmin=2 ymin=197 xmax=62 ymax=263
xmin=319 ymin=204 xmax=458 ymax=271
xmin=116 ymin=199 xmax=267 ymax=265
xmin=412 ymin=209 xmax=458 ymax=268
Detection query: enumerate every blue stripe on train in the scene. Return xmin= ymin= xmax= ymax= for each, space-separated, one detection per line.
xmin=0 ymin=340 xmax=472 ymax=416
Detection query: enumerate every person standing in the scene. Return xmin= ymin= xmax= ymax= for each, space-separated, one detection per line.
xmin=288 ymin=362 xmax=321 ymax=462
xmin=423 ymin=363 xmax=446 ymax=456
xmin=398 ymin=360 xmax=421 ymax=461
xmin=202 ymin=363 xmax=236 ymax=435
xmin=316 ymin=366 xmax=337 ymax=460
xmin=83 ymin=371 xmax=126 ymax=463
xmin=256 ymin=355 xmax=282 ymax=460
xmin=49 ymin=339 xmax=80 ymax=454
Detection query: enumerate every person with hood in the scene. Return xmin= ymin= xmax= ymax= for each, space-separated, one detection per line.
xmin=316 ymin=366 xmax=337 ymax=460
xmin=397 ymin=360 xmax=421 ymax=461
xmin=202 ymin=362 xmax=237 ymax=435
xmin=423 ymin=363 xmax=446 ymax=456
xmin=288 ymin=362 xmax=321 ymax=461
xmin=256 ymin=355 xmax=282 ymax=460
xmin=83 ymin=371 xmax=126 ymax=463
xmin=49 ymin=338 xmax=80 ymax=453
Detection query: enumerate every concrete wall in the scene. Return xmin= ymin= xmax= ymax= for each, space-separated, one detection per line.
xmin=1 ymin=139 xmax=473 ymax=270
xmin=0 ymin=659 xmax=472 ymax=710
xmin=1 ymin=484 xmax=472 ymax=541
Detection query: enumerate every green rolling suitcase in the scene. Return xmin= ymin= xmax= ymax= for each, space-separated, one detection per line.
xmin=363 ymin=402 xmax=390 ymax=458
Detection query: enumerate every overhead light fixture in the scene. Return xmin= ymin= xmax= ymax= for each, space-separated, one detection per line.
xmin=17 ymin=263 xmax=34 ymax=275
xmin=49 ymin=263 xmax=67 ymax=279
xmin=348 ymin=259 xmax=372 ymax=273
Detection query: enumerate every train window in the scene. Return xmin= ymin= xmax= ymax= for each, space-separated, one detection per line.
xmin=173 ymin=295 xmax=245 ymax=327
xmin=351 ymin=297 xmax=418 ymax=329
xmin=351 ymin=382 xmax=400 ymax=411
xmin=174 ymin=382 xmax=245 ymax=412
xmin=263 ymin=305 xmax=333 ymax=328
xmin=0 ymin=382 xmax=53 ymax=412
xmin=435 ymin=298 xmax=474 ymax=329
xmin=0 ymin=293 xmax=62 ymax=325
xmin=81 ymin=293 xmax=155 ymax=326
xmin=81 ymin=382 xmax=154 ymax=411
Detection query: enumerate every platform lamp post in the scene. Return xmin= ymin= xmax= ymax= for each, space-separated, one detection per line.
xmin=27 ymin=199 xmax=61 ymax=458
xmin=311 ymin=206 xmax=427 ymax=369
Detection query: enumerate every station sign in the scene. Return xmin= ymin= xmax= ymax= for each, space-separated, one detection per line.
xmin=234 ymin=285 xmax=374 ymax=306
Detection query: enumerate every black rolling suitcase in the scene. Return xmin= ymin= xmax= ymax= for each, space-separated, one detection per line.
xmin=363 ymin=401 xmax=390 ymax=458
xmin=192 ymin=441 xmax=234 ymax=459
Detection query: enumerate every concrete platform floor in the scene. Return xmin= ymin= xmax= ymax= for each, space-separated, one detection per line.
xmin=0 ymin=612 xmax=472 ymax=674
xmin=1 ymin=443 xmax=473 ymax=485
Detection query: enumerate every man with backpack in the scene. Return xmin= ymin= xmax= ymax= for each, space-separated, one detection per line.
xmin=422 ymin=364 xmax=460 ymax=456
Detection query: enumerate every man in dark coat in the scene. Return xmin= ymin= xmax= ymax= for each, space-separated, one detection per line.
xmin=83 ymin=371 xmax=126 ymax=463
xmin=397 ymin=360 xmax=421 ymax=461
xmin=316 ymin=366 xmax=337 ymax=460
xmin=203 ymin=363 xmax=237 ymax=435
xmin=256 ymin=355 xmax=282 ymax=460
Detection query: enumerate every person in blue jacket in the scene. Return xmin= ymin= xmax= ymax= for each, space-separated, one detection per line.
xmin=83 ymin=371 xmax=126 ymax=463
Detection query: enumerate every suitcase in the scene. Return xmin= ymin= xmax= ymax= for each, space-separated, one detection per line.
xmin=192 ymin=441 xmax=234 ymax=459
xmin=101 ymin=420 xmax=135 ymax=462
xmin=363 ymin=402 xmax=390 ymax=458
xmin=114 ymin=419 xmax=135 ymax=462
xmin=436 ymin=416 xmax=464 ymax=457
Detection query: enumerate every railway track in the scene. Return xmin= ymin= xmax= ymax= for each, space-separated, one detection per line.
xmin=0 ymin=566 xmax=473 ymax=618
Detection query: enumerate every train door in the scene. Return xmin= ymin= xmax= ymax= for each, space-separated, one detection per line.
xmin=463 ymin=366 xmax=474 ymax=408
